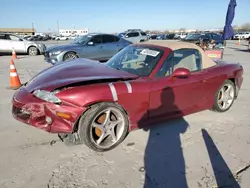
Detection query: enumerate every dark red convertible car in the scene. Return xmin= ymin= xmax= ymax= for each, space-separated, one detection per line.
xmin=12 ymin=41 xmax=243 ymax=151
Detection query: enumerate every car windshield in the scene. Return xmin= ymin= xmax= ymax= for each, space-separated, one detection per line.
xmin=72 ymin=35 xmax=92 ymax=44
xmin=185 ymin=34 xmax=202 ymax=40
xmin=105 ymin=45 xmax=163 ymax=76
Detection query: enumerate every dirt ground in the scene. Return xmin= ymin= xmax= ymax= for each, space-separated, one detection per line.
xmin=0 ymin=40 xmax=249 ymax=188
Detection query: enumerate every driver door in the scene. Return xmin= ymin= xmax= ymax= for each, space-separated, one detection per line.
xmin=82 ymin=35 xmax=105 ymax=60
xmin=149 ymin=49 xmax=207 ymax=119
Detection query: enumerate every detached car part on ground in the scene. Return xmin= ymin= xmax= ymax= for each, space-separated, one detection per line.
xmin=12 ymin=40 xmax=244 ymax=152
xmin=0 ymin=33 xmax=46 ymax=55
xmin=44 ymin=33 xmax=132 ymax=64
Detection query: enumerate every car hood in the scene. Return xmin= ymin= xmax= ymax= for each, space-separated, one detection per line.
xmin=47 ymin=43 xmax=79 ymax=52
xmin=25 ymin=58 xmax=138 ymax=92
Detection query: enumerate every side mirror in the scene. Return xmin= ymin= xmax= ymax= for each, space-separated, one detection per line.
xmin=125 ymin=35 xmax=129 ymax=38
xmin=171 ymin=68 xmax=190 ymax=78
xmin=19 ymin=38 xmax=23 ymax=41
xmin=87 ymin=41 xmax=94 ymax=46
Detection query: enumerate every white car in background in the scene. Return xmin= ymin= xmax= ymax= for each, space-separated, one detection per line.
xmin=122 ymin=30 xmax=148 ymax=43
xmin=234 ymin=32 xmax=250 ymax=40
xmin=174 ymin=33 xmax=187 ymax=39
xmin=55 ymin=35 xmax=69 ymax=40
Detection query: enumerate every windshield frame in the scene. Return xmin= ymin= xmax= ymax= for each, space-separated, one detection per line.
xmin=185 ymin=34 xmax=203 ymax=40
xmin=105 ymin=45 xmax=164 ymax=77
xmin=71 ymin=35 xmax=92 ymax=45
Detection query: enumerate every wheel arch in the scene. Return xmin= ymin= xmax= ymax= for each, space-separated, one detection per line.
xmin=65 ymin=51 xmax=78 ymax=56
xmin=228 ymin=77 xmax=240 ymax=98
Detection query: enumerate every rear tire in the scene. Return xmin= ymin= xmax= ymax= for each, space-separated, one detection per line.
xmin=211 ymin=80 xmax=236 ymax=112
xmin=77 ymin=102 xmax=129 ymax=152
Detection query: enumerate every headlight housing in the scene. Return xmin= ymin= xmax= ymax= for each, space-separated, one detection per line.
xmin=33 ymin=90 xmax=61 ymax=104
xmin=51 ymin=51 xmax=61 ymax=55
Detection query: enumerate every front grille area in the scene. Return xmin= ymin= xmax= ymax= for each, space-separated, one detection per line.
xmin=12 ymin=106 xmax=30 ymax=121
xmin=44 ymin=51 xmax=49 ymax=58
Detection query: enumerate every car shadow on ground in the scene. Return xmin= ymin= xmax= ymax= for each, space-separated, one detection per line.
xmin=137 ymin=86 xmax=239 ymax=188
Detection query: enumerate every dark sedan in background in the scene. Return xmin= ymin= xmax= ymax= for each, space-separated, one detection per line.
xmin=44 ymin=33 xmax=132 ymax=64
xmin=182 ymin=32 xmax=224 ymax=46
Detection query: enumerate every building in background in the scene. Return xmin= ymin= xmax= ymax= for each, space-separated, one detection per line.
xmin=59 ymin=28 xmax=89 ymax=36
xmin=0 ymin=28 xmax=35 ymax=35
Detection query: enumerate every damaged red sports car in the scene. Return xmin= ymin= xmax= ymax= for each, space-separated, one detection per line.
xmin=12 ymin=41 xmax=244 ymax=151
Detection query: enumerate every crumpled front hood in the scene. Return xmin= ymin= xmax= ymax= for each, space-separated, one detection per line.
xmin=25 ymin=58 xmax=138 ymax=92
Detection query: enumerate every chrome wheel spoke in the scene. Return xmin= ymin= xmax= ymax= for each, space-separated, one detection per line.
xmin=109 ymin=128 xmax=117 ymax=142
xmin=110 ymin=119 xmax=122 ymax=128
xmin=223 ymin=101 xmax=228 ymax=109
xmin=224 ymin=85 xmax=231 ymax=96
xmin=92 ymin=122 xmax=104 ymax=132
xmin=96 ymin=133 xmax=107 ymax=145
xmin=103 ymin=109 xmax=111 ymax=126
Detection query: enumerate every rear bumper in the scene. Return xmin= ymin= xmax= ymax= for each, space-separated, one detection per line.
xmin=12 ymin=86 xmax=86 ymax=133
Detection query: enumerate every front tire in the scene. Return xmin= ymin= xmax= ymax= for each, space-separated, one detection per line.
xmin=63 ymin=52 xmax=78 ymax=61
xmin=77 ymin=102 xmax=129 ymax=152
xmin=212 ymin=80 xmax=236 ymax=112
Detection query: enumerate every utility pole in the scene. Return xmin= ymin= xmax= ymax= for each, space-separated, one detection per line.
xmin=57 ymin=20 xmax=60 ymax=34
xmin=32 ymin=22 xmax=35 ymax=35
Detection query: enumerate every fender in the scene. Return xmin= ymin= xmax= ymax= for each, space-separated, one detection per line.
xmin=56 ymin=79 xmax=151 ymax=126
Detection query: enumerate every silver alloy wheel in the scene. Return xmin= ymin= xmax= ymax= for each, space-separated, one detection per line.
xmin=29 ymin=47 xmax=38 ymax=56
xmin=217 ymin=83 xmax=235 ymax=110
xmin=90 ymin=107 xmax=126 ymax=149
xmin=64 ymin=53 xmax=77 ymax=60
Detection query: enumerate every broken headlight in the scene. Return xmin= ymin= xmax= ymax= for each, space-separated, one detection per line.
xmin=33 ymin=90 xmax=61 ymax=104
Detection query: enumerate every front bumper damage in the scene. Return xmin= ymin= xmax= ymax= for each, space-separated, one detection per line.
xmin=12 ymin=86 xmax=86 ymax=133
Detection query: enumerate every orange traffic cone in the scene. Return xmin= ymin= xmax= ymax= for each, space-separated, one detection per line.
xmin=12 ymin=48 xmax=17 ymax=60
xmin=9 ymin=60 xmax=21 ymax=89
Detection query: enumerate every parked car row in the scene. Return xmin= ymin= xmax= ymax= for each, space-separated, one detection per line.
xmin=181 ymin=32 xmax=224 ymax=46
xmin=23 ymin=35 xmax=53 ymax=41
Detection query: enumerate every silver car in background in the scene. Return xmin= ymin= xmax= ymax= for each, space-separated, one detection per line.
xmin=44 ymin=33 xmax=132 ymax=64
xmin=122 ymin=30 xmax=148 ymax=43
xmin=0 ymin=33 xmax=46 ymax=55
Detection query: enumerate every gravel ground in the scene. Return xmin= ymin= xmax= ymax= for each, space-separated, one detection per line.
xmin=0 ymin=40 xmax=249 ymax=188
